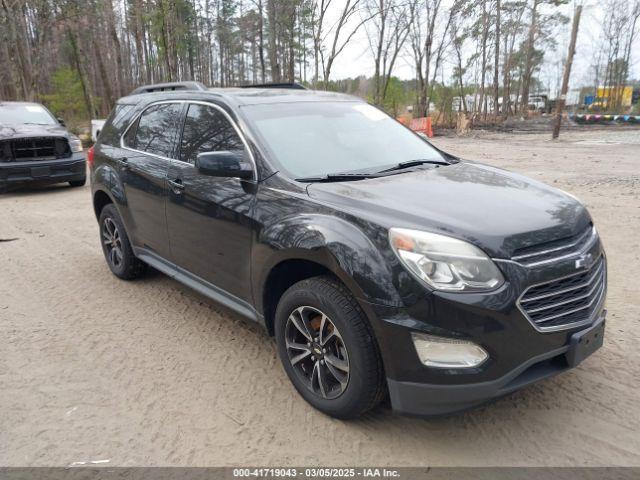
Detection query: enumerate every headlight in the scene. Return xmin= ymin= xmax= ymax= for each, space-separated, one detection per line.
xmin=412 ymin=332 xmax=488 ymax=368
xmin=389 ymin=228 xmax=504 ymax=292
xmin=69 ymin=136 xmax=83 ymax=153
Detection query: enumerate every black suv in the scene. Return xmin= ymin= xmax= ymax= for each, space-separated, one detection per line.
xmin=90 ymin=82 xmax=606 ymax=419
xmin=0 ymin=102 xmax=86 ymax=192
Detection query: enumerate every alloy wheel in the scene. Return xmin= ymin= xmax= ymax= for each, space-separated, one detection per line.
xmin=285 ymin=306 xmax=350 ymax=399
xmin=102 ymin=217 xmax=123 ymax=269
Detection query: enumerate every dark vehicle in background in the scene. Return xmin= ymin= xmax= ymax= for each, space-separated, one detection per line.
xmin=90 ymin=82 xmax=606 ymax=419
xmin=0 ymin=102 xmax=86 ymax=192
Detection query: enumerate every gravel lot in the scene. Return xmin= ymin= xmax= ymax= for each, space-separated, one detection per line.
xmin=1 ymin=130 xmax=639 ymax=467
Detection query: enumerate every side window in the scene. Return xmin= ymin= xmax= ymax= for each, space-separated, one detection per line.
xmin=126 ymin=103 xmax=182 ymax=158
xmin=99 ymin=104 xmax=135 ymax=146
xmin=122 ymin=116 xmax=139 ymax=148
xmin=179 ymin=104 xmax=245 ymax=164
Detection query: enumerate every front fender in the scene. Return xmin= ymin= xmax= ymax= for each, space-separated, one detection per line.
xmin=254 ymin=213 xmax=401 ymax=310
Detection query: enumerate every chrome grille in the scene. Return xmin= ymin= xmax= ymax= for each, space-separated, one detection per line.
xmin=0 ymin=137 xmax=71 ymax=162
xmin=518 ymin=256 xmax=606 ymax=331
xmin=512 ymin=225 xmax=597 ymax=267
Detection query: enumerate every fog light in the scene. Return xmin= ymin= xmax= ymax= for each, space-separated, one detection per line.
xmin=411 ymin=332 xmax=488 ymax=368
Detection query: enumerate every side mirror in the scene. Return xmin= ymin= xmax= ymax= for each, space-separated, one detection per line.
xmin=195 ymin=150 xmax=253 ymax=179
xmin=57 ymin=117 xmax=66 ymax=127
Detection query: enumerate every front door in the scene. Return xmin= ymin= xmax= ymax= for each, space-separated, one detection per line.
xmin=120 ymin=102 xmax=183 ymax=259
xmin=166 ymin=102 xmax=256 ymax=303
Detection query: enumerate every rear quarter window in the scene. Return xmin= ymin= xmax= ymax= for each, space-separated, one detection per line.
xmin=98 ymin=104 xmax=136 ymax=146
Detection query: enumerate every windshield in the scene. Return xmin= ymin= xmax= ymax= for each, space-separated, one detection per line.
xmin=0 ymin=103 xmax=58 ymax=125
xmin=241 ymin=102 xmax=444 ymax=179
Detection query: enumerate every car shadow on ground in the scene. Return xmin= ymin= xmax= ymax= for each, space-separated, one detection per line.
xmin=131 ymin=266 xmax=570 ymax=428
xmin=1 ymin=182 xmax=84 ymax=197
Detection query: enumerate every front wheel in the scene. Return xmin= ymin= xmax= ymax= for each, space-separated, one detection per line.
xmin=274 ymin=276 xmax=385 ymax=419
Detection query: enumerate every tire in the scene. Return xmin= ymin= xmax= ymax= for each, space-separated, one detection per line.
xmin=69 ymin=177 xmax=86 ymax=187
xmin=98 ymin=204 xmax=146 ymax=280
xmin=274 ymin=275 xmax=385 ymax=419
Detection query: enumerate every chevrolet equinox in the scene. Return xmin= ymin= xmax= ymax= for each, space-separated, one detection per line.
xmin=89 ymin=82 xmax=606 ymax=419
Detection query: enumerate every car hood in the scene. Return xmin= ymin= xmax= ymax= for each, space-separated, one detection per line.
xmin=0 ymin=123 xmax=70 ymax=140
xmin=306 ymin=162 xmax=591 ymax=259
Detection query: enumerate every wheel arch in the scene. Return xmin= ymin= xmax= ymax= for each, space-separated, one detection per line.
xmin=93 ymin=189 xmax=114 ymax=219
xmin=261 ymin=258 xmax=338 ymax=336
xmin=256 ymin=214 xmax=401 ymax=335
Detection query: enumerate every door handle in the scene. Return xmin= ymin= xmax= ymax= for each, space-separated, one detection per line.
xmin=168 ymin=178 xmax=185 ymax=194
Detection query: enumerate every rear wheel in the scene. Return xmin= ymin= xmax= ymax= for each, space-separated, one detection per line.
xmin=98 ymin=204 xmax=146 ymax=280
xmin=274 ymin=276 xmax=385 ymax=419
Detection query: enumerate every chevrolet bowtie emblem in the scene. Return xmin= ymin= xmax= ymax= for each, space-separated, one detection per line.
xmin=575 ymin=253 xmax=593 ymax=269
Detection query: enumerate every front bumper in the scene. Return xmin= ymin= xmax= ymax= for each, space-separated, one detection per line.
xmin=0 ymin=153 xmax=86 ymax=186
xmin=387 ymin=314 xmax=605 ymax=416
xmin=358 ymin=237 xmax=607 ymax=416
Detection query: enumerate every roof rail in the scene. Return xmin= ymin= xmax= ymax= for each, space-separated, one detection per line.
xmin=130 ymin=81 xmax=208 ymax=95
xmin=239 ymin=82 xmax=307 ymax=90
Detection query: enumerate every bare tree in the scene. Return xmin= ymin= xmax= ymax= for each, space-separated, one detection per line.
xmin=409 ymin=0 xmax=455 ymax=117
xmin=450 ymin=15 xmax=468 ymax=114
xmin=520 ymin=0 xmax=540 ymax=114
xmin=266 ymin=0 xmax=281 ymax=82
xmin=501 ymin=0 xmax=527 ymax=117
xmin=0 ymin=0 xmax=594 ymax=131
xmin=595 ymin=0 xmax=640 ymax=110
xmin=552 ymin=4 xmax=581 ymax=139
xmin=311 ymin=0 xmax=330 ymax=85
xmin=409 ymin=0 xmax=440 ymax=117
xmin=317 ymin=0 xmax=372 ymax=86
xmin=519 ymin=0 xmax=568 ymax=114
xmin=367 ymin=0 xmax=413 ymax=106
xmin=1 ymin=0 xmax=36 ymax=99
xmin=478 ymin=0 xmax=489 ymax=116
xmin=493 ymin=0 xmax=500 ymax=115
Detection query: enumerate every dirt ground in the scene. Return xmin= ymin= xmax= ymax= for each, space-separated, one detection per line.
xmin=1 ymin=129 xmax=639 ymax=467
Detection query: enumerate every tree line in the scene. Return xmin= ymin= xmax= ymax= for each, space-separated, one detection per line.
xmin=0 ymin=0 xmax=638 ymax=125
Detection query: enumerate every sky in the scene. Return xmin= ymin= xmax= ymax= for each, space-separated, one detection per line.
xmin=325 ymin=1 xmax=640 ymax=95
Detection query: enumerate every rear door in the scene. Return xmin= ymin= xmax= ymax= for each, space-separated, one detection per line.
xmin=120 ymin=101 xmax=184 ymax=259
xmin=165 ymin=102 xmax=256 ymax=303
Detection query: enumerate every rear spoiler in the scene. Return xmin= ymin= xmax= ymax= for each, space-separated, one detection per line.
xmin=130 ymin=81 xmax=207 ymax=95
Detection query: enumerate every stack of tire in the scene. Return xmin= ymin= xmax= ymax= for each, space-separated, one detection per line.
xmin=569 ymin=113 xmax=640 ymax=124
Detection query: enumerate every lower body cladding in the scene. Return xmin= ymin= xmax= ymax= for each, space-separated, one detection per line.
xmin=0 ymin=154 xmax=86 ymax=189
xmin=360 ymin=264 xmax=607 ymax=416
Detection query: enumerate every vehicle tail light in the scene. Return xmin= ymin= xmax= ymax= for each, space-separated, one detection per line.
xmin=87 ymin=146 xmax=95 ymax=168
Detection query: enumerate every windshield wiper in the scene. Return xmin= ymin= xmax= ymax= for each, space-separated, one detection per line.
xmin=377 ymin=158 xmax=450 ymax=173
xmin=296 ymin=172 xmax=381 ymax=182
xmin=296 ymin=159 xmax=451 ymax=182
